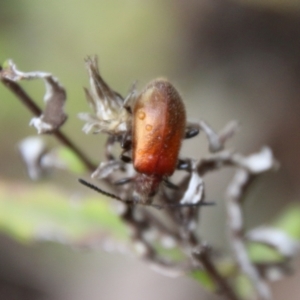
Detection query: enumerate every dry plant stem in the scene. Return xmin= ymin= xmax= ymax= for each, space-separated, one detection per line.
xmin=120 ymin=206 xmax=186 ymax=275
xmin=184 ymin=224 xmax=240 ymax=300
xmin=193 ymin=248 xmax=240 ymax=300
xmin=226 ymin=169 xmax=272 ymax=300
xmin=141 ymin=209 xmax=182 ymax=240
xmin=1 ymin=78 xmax=96 ymax=172
xmin=161 ymin=177 xmax=241 ymax=297
xmin=128 ymin=208 xmax=240 ymax=298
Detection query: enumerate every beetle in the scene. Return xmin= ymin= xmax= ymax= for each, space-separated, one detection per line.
xmin=129 ymin=78 xmax=187 ymax=205
xmin=79 ymin=57 xmax=207 ymax=208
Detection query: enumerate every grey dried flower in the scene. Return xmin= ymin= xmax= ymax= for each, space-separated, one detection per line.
xmin=78 ymin=56 xmax=133 ymax=135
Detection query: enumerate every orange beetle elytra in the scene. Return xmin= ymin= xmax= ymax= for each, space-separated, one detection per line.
xmin=133 ymin=79 xmax=186 ymax=176
xmin=131 ymin=79 xmax=186 ymax=204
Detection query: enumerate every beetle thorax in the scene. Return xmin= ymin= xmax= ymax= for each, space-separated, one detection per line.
xmin=132 ymin=173 xmax=161 ymax=205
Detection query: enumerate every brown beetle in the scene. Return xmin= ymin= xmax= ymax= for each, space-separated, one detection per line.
xmin=79 ymin=58 xmax=204 ymax=208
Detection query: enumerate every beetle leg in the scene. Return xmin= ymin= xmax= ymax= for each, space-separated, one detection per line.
xmin=121 ymin=131 xmax=132 ymax=150
xmin=105 ymin=135 xmax=118 ymax=161
xmin=105 ymin=126 xmax=133 ymax=162
xmin=176 ymin=158 xmax=191 ymax=171
xmin=119 ymin=131 xmax=133 ymax=163
xmin=163 ymin=179 xmax=179 ymax=190
xmin=184 ymin=122 xmax=200 ymax=139
xmin=120 ymin=151 xmax=132 ymax=163
xmin=104 ymin=132 xmax=133 ymax=164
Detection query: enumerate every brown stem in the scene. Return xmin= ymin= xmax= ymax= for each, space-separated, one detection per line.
xmin=1 ymin=78 xmax=96 ymax=172
xmin=193 ymin=247 xmax=240 ymax=300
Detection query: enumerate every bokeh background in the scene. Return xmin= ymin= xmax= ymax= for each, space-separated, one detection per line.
xmin=1 ymin=0 xmax=300 ymax=299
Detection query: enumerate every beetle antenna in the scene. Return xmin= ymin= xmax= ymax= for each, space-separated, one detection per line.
xmin=78 ymin=178 xmax=133 ymax=205
xmin=79 ymin=179 xmax=213 ymax=210
xmin=79 ymin=179 xmax=165 ymax=210
xmin=163 ymin=201 xmax=215 ymax=208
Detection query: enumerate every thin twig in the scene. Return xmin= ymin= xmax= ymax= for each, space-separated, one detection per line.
xmin=226 ymin=169 xmax=272 ymax=300
xmin=181 ymin=220 xmax=240 ymax=300
xmin=1 ymin=78 xmax=96 ymax=172
xmin=120 ymin=206 xmax=191 ymax=277
xmin=161 ymin=192 xmax=240 ymax=298
xmin=193 ymin=247 xmax=240 ymax=300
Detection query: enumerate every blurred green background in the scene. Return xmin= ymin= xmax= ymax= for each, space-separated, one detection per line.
xmin=1 ymin=0 xmax=300 ymax=299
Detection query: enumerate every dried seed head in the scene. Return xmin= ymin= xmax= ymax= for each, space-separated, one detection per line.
xmin=78 ymin=56 xmax=132 ymax=135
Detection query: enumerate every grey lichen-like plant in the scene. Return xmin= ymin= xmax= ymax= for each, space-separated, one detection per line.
xmin=0 ymin=57 xmax=298 ymax=300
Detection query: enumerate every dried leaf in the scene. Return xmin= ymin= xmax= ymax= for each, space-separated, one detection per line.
xmin=234 ymin=147 xmax=277 ymax=174
xmin=78 ymin=56 xmax=131 ymax=135
xmin=247 ymin=227 xmax=299 ymax=258
xmin=1 ymin=60 xmax=67 ymax=133
xmin=180 ymin=160 xmax=204 ymax=204
xmin=18 ymin=136 xmax=48 ymax=180
xmin=199 ymin=120 xmax=239 ymax=153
